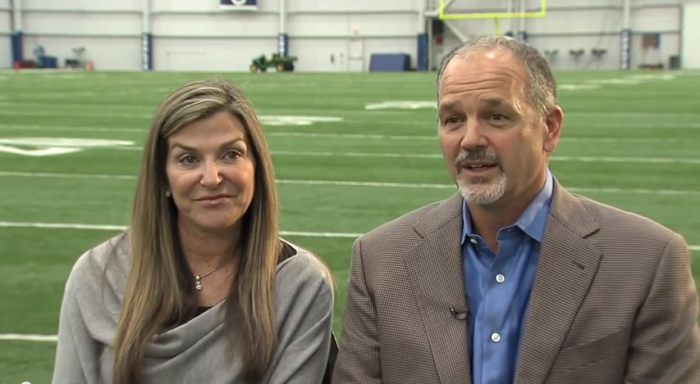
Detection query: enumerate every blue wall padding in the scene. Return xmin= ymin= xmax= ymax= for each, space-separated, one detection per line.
xmin=369 ymin=53 xmax=411 ymax=72
xmin=11 ymin=31 xmax=23 ymax=65
xmin=38 ymin=56 xmax=58 ymax=68
xmin=142 ymin=33 xmax=153 ymax=70
xmin=416 ymin=33 xmax=427 ymax=71
xmin=620 ymin=28 xmax=631 ymax=70
xmin=278 ymin=33 xmax=289 ymax=56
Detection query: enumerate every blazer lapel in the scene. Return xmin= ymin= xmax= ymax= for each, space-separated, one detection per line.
xmin=404 ymin=192 xmax=472 ymax=384
xmin=514 ymin=183 xmax=602 ymax=384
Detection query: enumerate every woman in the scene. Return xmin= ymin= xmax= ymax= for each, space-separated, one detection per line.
xmin=50 ymin=79 xmax=336 ymax=384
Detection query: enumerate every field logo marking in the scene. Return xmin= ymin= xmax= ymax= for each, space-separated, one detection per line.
xmin=0 ymin=137 xmax=135 ymax=156
xmin=260 ymin=115 xmax=343 ymax=126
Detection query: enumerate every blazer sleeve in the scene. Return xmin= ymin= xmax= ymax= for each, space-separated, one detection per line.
xmin=51 ymin=264 xmax=101 ymax=384
xmin=332 ymin=238 xmax=383 ymax=384
xmin=624 ymin=232 xmax=700 ymax=383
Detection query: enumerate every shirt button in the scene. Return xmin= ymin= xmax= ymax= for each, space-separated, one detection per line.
xmin=495 ymin=274 xmax=505 ymax=283
xmin=491 ymin=333 xmax=501 ymax=343
xmin=470 ymin=238 xmax=477 ymax=244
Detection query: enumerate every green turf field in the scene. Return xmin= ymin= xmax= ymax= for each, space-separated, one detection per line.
xmin=0 ymin=69 xmax=698 ymax=382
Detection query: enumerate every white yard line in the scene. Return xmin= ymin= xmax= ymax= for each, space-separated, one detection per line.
xmin=1 ymin=224 xmax=698 ymax=344
xmin=111 ymin=148 xmax=700 ymax=164
xmin=269 ymin=151 xmax=700 ymax=164
xmin=0 ymin=220 xmax=696 ymax=248
xmin=0 ymin=124 xmax=696 ymax=143
xmin=0 ymin=171 xmax=137 ymax=180
xmin=268 ymin=133 xmax=696 ymax=144
xmin=107 ymin=147 xmax=700 ymax=164
xmin=550 ymin=156 xmax=700 ymax=164
xmin=0 ymin=109 xmax=153 ymax=119
xmin=0 ymin=171 xmax=698 ymax=196
xmin=0 ymin=221 xmax=362 ymax=238
xmin=0 ymin=333 xmax=58 ymax=342
xmin=0 ymin=124 xmax=146 ymax=133
xmin=273 ymin=151 xmax=700 ymax=164
xmin=1 ymin=239 xmax=700 ymax=345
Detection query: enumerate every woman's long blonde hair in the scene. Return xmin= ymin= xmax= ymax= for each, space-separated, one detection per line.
xmin=111 ymin=79 xmax=280 ymax=384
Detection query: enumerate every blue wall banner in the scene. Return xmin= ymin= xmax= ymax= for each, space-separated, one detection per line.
xmin=11 ymin=32 xmax=23 ymax=65
xmin=142 ymin=33 xmax=153 ymax=71
xmin=220 ymin=0 xmax=258 ymax=10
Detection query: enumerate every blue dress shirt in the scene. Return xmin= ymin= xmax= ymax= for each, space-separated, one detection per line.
xmin=461 ymin=169 xmax=554 ymax=384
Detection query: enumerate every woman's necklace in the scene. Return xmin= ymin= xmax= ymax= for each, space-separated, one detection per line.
xmin=194 ymin=265 xmax=222 ymax=291
xmin=191 ymin=250 xmax=239 ymax=291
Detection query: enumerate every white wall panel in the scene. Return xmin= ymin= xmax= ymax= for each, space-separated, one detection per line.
xmin=284 ymin=0 xmax=420 ymax=71
xmin=289 ymin=39 xmax=350 ymax=72
xmin=152 ymin=13 xmax=278 ymax=37
xmin=290 ymin=37 xmax=416 ymax=72
xmin=154 ymin=38 xmax=277 ymax=71
xmin=0 ymin=37 xmax=9 ymax=67
xmin=151 ymin=0 xmax=278 ymax=13
xmin=1 ymin=7 xmax=10 ymax=68
xmin=285 ymin=0 xmax=420 ymax=71
xmin=23 ymin=36 xmax=141 ymax=70
xmin=24 ymin=13 xmax=140 ymax=36
xmin=21 ymin=0 xmax=141 ymax=11
xmin=148 ymin=0 xmax=279 ymax=71
xmin=18 ymin=0 xmax=142 ymax=69
xmin=287 ymin=14 xmax=416 ymax=37
xmin=16 ymin=0 xmax=421 ymax=72
xmin=681 ymin=1 xmax=700 ymax=69
xmin=288 ymin=0 xmax=418 ymax=13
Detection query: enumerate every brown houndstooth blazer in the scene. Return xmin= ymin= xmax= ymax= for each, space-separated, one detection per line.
xmin=332 ymin=181 xmax=700 ymax=384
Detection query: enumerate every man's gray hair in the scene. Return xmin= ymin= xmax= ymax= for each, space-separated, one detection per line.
xmin=436 ymin=35 xmax=557 ymax=118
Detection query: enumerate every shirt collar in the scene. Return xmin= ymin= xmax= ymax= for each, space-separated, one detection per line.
xmin=461 ymin=168 xmax=555 ymax=244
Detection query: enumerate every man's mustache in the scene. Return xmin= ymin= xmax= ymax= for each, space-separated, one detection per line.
xmin=454 ymin=150 xmax=501 ymax=168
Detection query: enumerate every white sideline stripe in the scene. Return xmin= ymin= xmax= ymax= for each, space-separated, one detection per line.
xmin=0 ymin=242 xmax=699 ymax=346
xmin=551 ymin=156 xmax=700 ymax=164
xmin=0 ymin=221 xmax=362 ymax=238
xmin=0 ymin=171 xmax=137 ymax=180
xmin=0 ymin=171 xmax=699 ymax=196
xmin=3 ymin=107 xmax=700 ymax=121
xmin=272 ymin=151 xmax=700 ymax=164
xmin=0 ymin=221 xmax=696 ymax=248
xmin=0 ymin=333 xmax=57 ymax=342
xmin=0 ymin=124 xmax=145 ymax=133
xmin=265 ymin=133 xmax=697 ymax=144
xmin=112 ymin=147 xmax=700 ymax=165
xmin=0 ymin=124 xmax=696 ymax=144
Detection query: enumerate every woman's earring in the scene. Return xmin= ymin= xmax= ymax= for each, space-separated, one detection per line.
xmin=165 ymin=191 xmax=171 ymax=197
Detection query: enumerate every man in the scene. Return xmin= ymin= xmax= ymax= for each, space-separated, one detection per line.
xmin=332 ymin=35 xmax=700 ymax=384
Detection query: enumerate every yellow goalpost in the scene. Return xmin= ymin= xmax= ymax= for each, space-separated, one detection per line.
xmin=437 ymin=0 xmax=548 ymax=35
